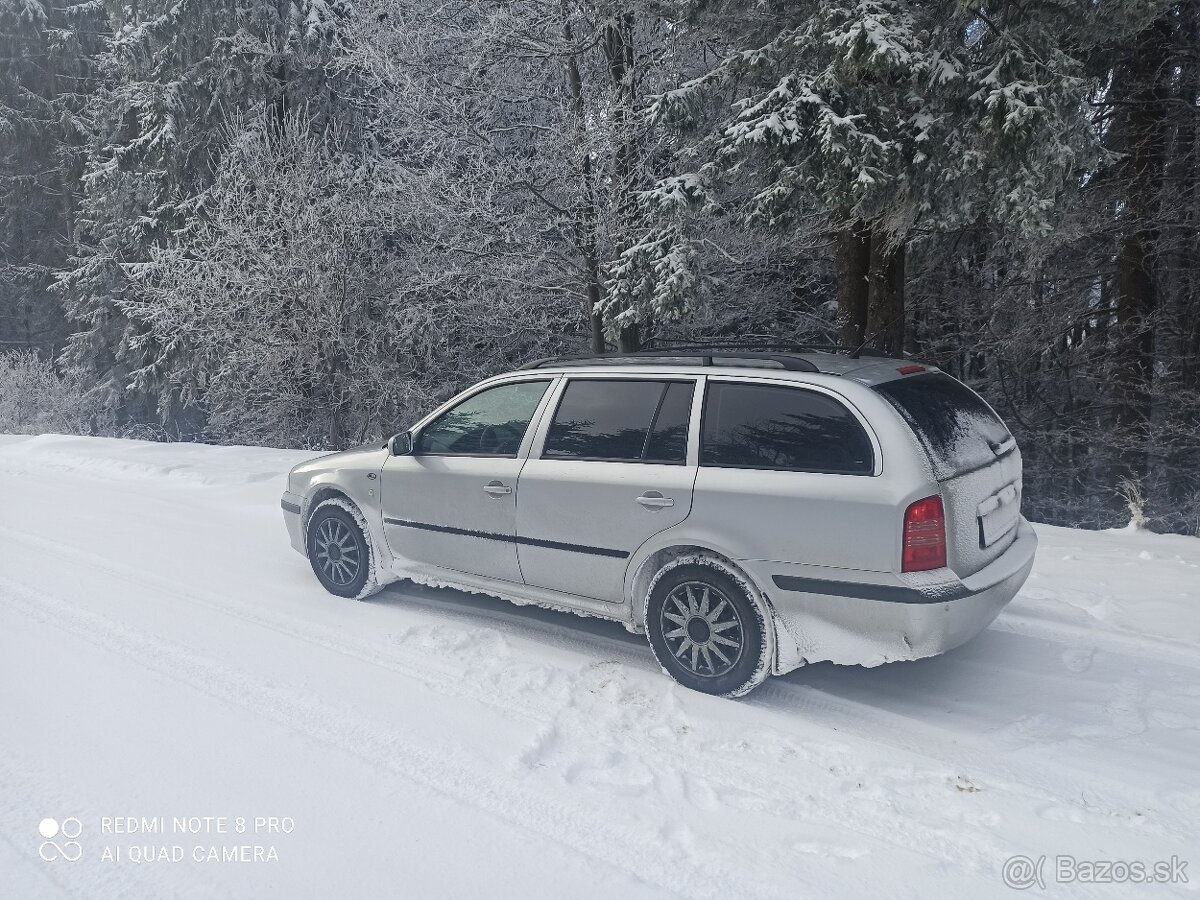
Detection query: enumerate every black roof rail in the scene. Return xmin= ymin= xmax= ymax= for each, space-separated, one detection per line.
xmin=520 ymin=349 xmax=821 ymax=373
xmin=641 ymin=339 xmax=896 ymax=359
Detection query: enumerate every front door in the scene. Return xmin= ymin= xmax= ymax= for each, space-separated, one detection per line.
xmin=382 ymin=378 xmax=554 ymax=583
xmin=515 ymin=377 xmax=699 ymax=602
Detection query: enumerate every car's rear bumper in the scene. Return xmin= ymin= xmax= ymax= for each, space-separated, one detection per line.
xmin=281 ymin=492 xmax=306 ymax=555
xmin=753 ymin=518 xmax=1037 ymax=671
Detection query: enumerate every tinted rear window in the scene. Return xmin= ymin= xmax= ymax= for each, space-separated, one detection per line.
xmin=645 ymin=382 xmax=694 ymax=463
xmin=700 ymin=382 xmax=874 ymax=474
xmin=544 ymin=379 xmax=694 ymax=463
xmin=874 ymin=373 xmax=1011 ymax=479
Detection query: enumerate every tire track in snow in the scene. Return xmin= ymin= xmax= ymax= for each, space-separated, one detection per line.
xmin=0 ymin=573 xmax=776 ymax=900
xmin=0 ymin=522 xmax=557 ymax=725
xmin=991 ymin=608 xmax=1200 ymax=669
xmin=0 ymin=529 xmax=1033 ymax=885
xmin=0 ymin=520 xmax=1026 ymax=779
xmin=5 ymin=521 xmax=1191 ymax=882
xmin=749 ymin=677 xmax=1193 ymax=838
xmin=0 ymin=752 xmax=234 ymax=900
xmin=404 ymin=587 xmax=1198 ymax=843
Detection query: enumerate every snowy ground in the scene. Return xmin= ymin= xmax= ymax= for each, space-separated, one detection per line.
xmin=1 ymin=434 xmax=1197 ymax=899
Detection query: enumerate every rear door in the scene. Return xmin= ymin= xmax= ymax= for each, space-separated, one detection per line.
xmin=515 ymin=376 xmax=699 ymax=602
xmin=381 ymin=378 xmax=554 ymax=583
xmin=874 ymin=372 xmax=1022 ymax=577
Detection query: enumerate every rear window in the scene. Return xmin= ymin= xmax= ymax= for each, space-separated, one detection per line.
xmin=543 ymin=379 xmax=695 ymax=463
xmin=874 ymin=373 xmax=1011 ymax=479
xmin=700 ymin=382 xmax=874 ymax=475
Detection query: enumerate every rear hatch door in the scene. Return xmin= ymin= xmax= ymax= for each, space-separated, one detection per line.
xmin=875 ymin=372 xmax=1022 ymax=578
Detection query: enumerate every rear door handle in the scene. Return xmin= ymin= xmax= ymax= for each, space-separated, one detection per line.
xmin=483 ymin=480 xmax=512 ymax=497
xmin=636 ymin=492 xmax=674 ymax=509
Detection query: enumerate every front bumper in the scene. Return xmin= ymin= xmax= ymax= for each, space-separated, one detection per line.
xmin=281 ymin=492 xmax=306 ymax=555
xmin=757 ymin=518 xmax=1037 ymax=670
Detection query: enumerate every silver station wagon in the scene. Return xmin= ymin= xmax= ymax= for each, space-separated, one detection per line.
xmin=281 ymin=347 xmax=1037 ymax=697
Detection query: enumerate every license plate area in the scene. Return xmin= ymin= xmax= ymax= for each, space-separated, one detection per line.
xmin=977 ymin=482 xmax=1019 ymax=548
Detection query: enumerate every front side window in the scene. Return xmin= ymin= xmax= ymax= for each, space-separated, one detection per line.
xmin=543 ymin=379 xmax=695 ymax=463
xmin=700 ymin=382 xmax=873 ymax=474
xmin=415 ymin=380 xmax=550 ymax=457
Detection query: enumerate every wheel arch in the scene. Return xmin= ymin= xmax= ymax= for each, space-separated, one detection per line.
xmin=628 ymin=542 xmax=798 ymax=676
xmin=627 ymin=543 xmax=759 ymax=625
xmin=303 ymin=485 xmax=355 ymax=533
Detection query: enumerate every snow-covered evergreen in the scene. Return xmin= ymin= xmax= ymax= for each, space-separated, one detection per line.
xmin=613 ymin=0 xmax=1125 ymax=328
xmin=57 ymin=0 xmax=354 ymax=427
xmin=0 ymin=0 xmax=106 ymax=356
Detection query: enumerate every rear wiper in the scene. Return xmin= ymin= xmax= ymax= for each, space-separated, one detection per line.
xmin=988 ymin=435 xmax=1017 ymax=458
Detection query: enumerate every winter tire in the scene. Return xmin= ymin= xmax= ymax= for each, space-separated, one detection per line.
xmin=645 ymin=558 xmax=770 ymax=697
xmin=306 ymin=497 xmax=380 ymax=600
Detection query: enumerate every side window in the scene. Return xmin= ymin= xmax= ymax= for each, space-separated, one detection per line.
xmin=645 ymin=381 xmax=693 ymax=463
xmin=415 ymin=380 xmax=550 ymax=457
xmin=700 ymin=382 xmax=874 ymax=475
xmin=543 ymin=379 xmax=695 ymax=464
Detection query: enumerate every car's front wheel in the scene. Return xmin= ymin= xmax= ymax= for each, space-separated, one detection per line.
xmin=645 ymin=558 xmax=770 ymax=697
xmin=305 ymin=497 xmax=380 ymax=600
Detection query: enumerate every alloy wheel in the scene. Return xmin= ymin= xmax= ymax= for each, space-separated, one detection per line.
xmin=314 ymin=517 xmax=362 ymax=586
xmin=659 ymin=581 xmax=745 ymax=678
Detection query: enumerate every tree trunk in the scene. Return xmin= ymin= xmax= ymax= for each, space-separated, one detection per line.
xmin=618 ymin=323 xmax=640 ymax=353
xmin=836 ymin=219 xmax=871 ymax=347
xmin=866 ymin=230 xmax=905 ymax=356
xmin=560 ymin=0 xmax=606 ymax=353
xmin=1174 ymin=0 xmax=1200 ymax=396
xmin=1111 ymin=13 xmax=1170 ymax=482
xmin=589 ymin=285 xmax=605 ymax=353
xmin=603 ymin=14 xmax=641 ymax=353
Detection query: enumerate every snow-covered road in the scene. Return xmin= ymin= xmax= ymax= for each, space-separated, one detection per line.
xmin=1 ymin=434 xmax=1197 ymax=898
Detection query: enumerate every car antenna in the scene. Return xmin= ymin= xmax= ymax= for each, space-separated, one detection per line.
xmin=849 ymin=312 xmax=904 ymax=359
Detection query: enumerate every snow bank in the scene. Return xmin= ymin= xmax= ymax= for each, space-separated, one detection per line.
xmin=0 ymin=433 xmax=316 ymax=490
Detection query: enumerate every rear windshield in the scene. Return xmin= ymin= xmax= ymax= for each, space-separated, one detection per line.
xmin=874 ymin=373 xmax=1011 ymax=479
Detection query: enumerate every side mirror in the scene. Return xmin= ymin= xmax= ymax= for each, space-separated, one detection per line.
xmin=389 ymin=431 xmax=413 ymax=456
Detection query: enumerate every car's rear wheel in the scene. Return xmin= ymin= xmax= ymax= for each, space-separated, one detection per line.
xmin=306 ymin=497 xmax=379 ymax=600
xmin=645 ymin=558 xmax=770 ymax=697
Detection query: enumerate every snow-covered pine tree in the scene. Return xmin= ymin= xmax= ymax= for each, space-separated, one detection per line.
xmin=0 ymin=0 xmax=107 ymax=356
xmin=612 ymin=0 xmax=1154 ymax=351
xmin=56 ymin=0 xmax=354 ymax=431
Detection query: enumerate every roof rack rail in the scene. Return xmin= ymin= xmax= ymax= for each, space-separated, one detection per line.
xmin=520 ymin=349 xmax=821 ymax=373
xmin=641 ymin=339 xmax=894 ymax=359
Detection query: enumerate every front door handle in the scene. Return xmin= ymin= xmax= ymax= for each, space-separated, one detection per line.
xmin=483 ymin=480 xmax=512 ymax=497
xmin=636 ymin=492 xmax=674 ymax=509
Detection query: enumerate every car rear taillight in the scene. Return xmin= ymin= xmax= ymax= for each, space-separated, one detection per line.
xmin=902 ymin=495 xmax=946 ymax=572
